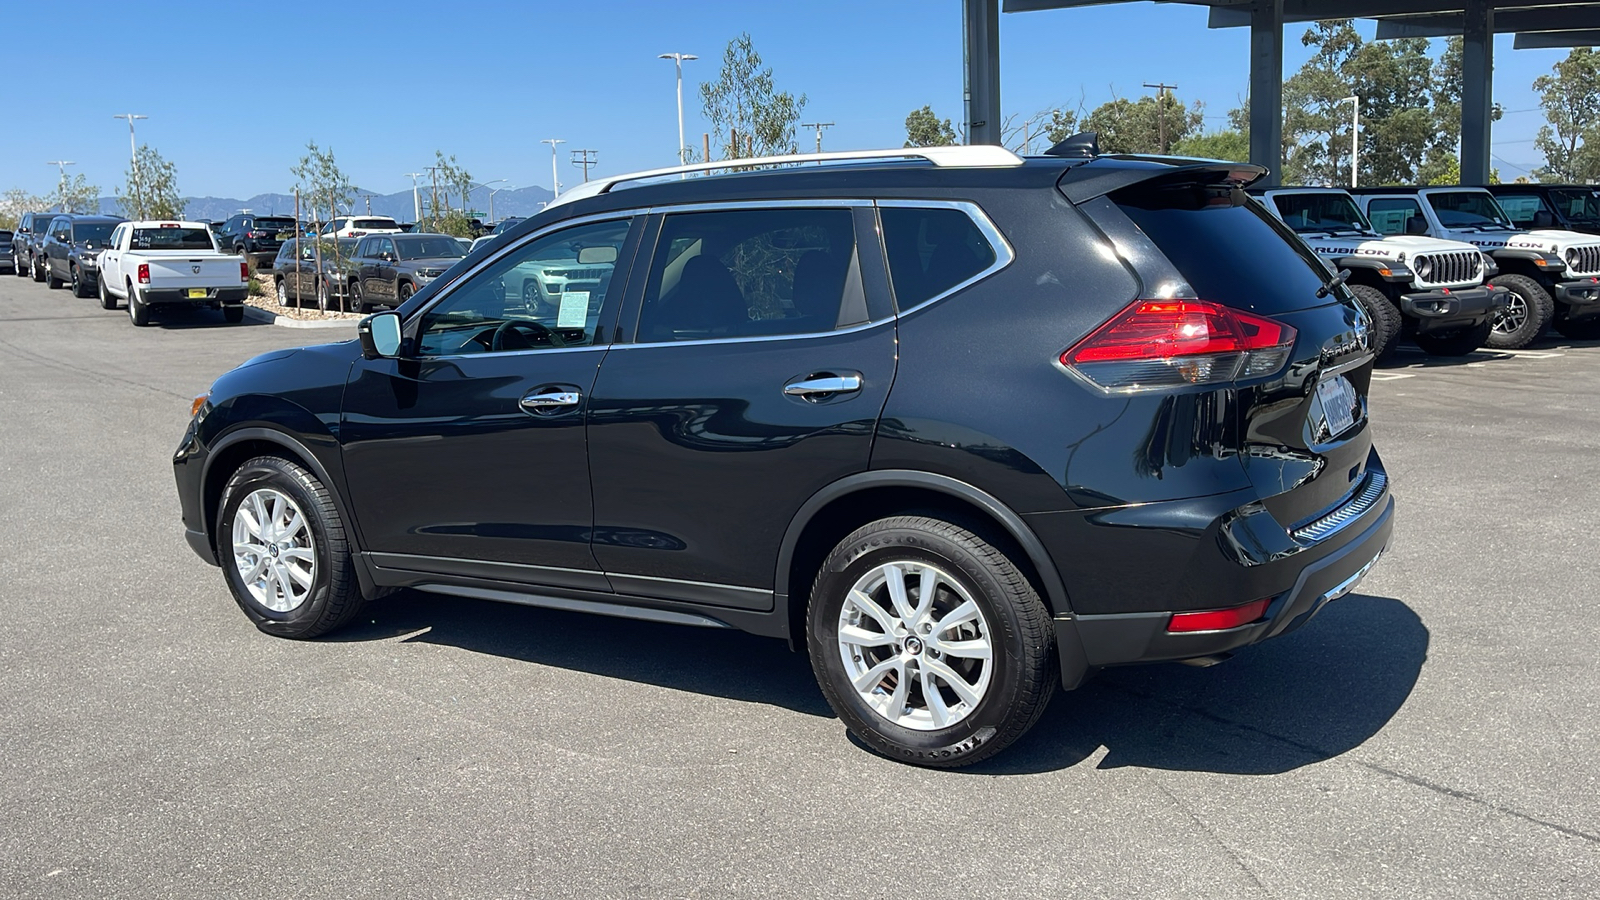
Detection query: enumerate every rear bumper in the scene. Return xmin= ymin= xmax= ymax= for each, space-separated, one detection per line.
xmin=141 ymin=286 xmax=249 ymax=305
xmin=1554 ymin=278 xmax=1600 ymax=317
xmin=1399 ymin=285 xmax=1504 ymax=333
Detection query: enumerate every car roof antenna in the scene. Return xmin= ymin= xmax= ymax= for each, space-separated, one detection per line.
xmin=1043 ymin=132 xmax=1100 ymax=159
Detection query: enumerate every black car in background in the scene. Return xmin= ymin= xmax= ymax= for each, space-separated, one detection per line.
xmin=0 ymin=230 xmax=12 ymax=274
xmin=216 ymin=214 xmax=297 ymax=269
xmin=42 ymin=214 xmax=124 ymax=296
xmin=173 ymin=144 xmax=1392 ymax=767
xmin=13 ymin=211 xmax=58 ymax=281
xmin=270 ymin=238 xmax=360 ymax=310
xmin=349 ymin=232 xmax=465 ymax=310
xmin=1488 ymin=184 xmax=1600 ymax=236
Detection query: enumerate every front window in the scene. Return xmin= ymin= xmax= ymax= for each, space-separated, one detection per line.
xmin=415 ymin=217 xmax=631 ymax=356
xmin=130 ymin=227 xmax=216 ymax=251
xmin=1426 ymin=191 xmax=1512 ymax=229
xmin=1270 ymin=193 xmax=1371 ymax=234
xmin=393 ymin=236 xmax=466 ymax=260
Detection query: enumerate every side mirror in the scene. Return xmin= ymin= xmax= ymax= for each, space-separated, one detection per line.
xmin=1404 ymin=215 xmax=1429 ymax=235
xmin=1532 ymin=210 xmax=1556 ymax=228
xmin=359 ymin=311 xmax=403 ymax=359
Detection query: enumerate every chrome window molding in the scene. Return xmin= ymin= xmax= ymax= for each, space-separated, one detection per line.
xmin=873 ymin=199 xmax=1016 ymax=316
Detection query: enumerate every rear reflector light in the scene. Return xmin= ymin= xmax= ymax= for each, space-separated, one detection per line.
xmin=240 ymin=261 xmax=250 ymax=281
xmin=1167 ymin=598 xmax=1271 ymax=633
xmin=1060 ymin=299 xmax=1296 ymax=392
xmin=137 ymin=263 xmax=150 ymax=284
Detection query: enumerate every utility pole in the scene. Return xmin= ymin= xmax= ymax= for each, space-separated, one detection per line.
xmin=45 ymin=161 xmax=75 ymax=211
xmin=404 ymin=172 xmax=424 ymax=223
xmin=801 ymin=121 xmax=835 ymax=153
xmin=112 ymin=113 xmax=147 ymax=172
xmin=542 ymin=138 xmax=566 ymax=197
xmin=1339 ymin=96 xmax=1361 ymax=188
xmin=425 ymin=165 xmax=442 ymax=224
xmin=1142 ymin=81 xmax=1178 ymax=154
xmin=658 ymin=52 xmax=698 ymax=172
xmin=570 ymin=149 xmax=598 ymax=182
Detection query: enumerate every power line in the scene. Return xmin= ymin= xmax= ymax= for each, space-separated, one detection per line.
xmin=801 ymin=121 xmax=835 ymax=153
xmin=1142 ymin=82 xmax=1178 ymax=153
xmin=570 ymin=149 xmax=598 ymax=182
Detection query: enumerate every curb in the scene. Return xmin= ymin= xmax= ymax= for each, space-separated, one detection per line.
xmin=241 ymin=305 xmax=361 ymax=329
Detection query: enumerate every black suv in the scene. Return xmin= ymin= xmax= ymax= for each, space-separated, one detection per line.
xmin=0 ymin=230 xmax=12 ymax=274
xmin=216 ymin=214 xmax=297 ymax=269
xmin=173 ymin=144 xmax=1393 ymax=767
xmin=41 ymin=214 xmax=123 ymax=296
xmin=12 ymin=211 xmax=57 ymax=281
xmin=1487 ymin=183 xmax=1600 ymax=236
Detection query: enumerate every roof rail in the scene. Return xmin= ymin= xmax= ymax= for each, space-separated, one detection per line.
xmin=546 ymin=145 xmax=1025 ymax=211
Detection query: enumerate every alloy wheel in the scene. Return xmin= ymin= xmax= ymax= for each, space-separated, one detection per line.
xmin=231 ymin=488 xmax=316 ymax=613
xmin=837 ymin=561 xmax=994 ymax=731
xmin=1493 ymin=291 xmax=1528 ymax=335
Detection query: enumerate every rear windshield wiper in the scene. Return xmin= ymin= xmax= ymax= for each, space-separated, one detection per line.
xmin=1317 ymin=268 xmax=1352 ymax=299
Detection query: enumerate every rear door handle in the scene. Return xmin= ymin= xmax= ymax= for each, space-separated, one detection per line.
xmin=520 ymin=388 xmax=582 ymax=412
xmin=783 ymin=373 xmax=862 ymax=398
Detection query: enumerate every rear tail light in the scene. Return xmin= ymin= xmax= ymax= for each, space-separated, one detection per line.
xmin=1167 ymin=598 xmax=1271 ymax=633
xmin=240 ymin=262 xmax=250 ymax=282
xmin=137 ymin=263 xmax=150 ymax=284
xmin=1060 ymin=299 xmax=1296 ymax=392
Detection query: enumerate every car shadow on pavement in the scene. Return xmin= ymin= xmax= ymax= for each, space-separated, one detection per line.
xmin=971 ymin=594 xmax=1428 ymax=776
xmin=148 ymin=306 xmax=271 ymax=329
xmin=331 ymin=589 xmax=835 ymax=718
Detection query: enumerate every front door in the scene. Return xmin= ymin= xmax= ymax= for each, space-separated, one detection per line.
xmin=586 ymin=204 xmax=896 ymax=609
xmin=339 ymin=216 xmax=639 ymax=589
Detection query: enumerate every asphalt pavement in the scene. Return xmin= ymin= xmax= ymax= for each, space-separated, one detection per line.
xmin=1 ymin=272 xmax=1596 ymax=898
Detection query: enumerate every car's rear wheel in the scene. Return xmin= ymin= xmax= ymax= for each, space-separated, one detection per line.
xmin=1414 ymin=320 xmax=1492 ymax=356
xmin=1349 ymin=285 xmax=1401 ymax=361
xmin=127 ymin=285 xmax=150 ymax=326
xmin=807 ymin=516 xmax=1055 ymax=768
xmin=218 ymin=456 xmax=363 ymax=639
xmin=1485 ymin=274 xmax=1554 ymax=350
xmin=98 ymin=273 xmax=117 ymax=310
xmin=1554 ymin=316 xmax=1600 ymax=341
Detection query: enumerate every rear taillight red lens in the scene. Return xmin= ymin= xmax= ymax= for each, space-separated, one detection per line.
xmin=1167 ymin=598 xmax=1271 ymax=633
xmin=137 ymin=263 xmax=150 ymax=284
xmin=240 ymin=262 xmax=250 ymax=281
xmin=1060 ymin=299 xmax=1296 ymax=392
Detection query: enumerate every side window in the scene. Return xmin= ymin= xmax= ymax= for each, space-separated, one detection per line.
xmin=638 ymin=207 xmax=858 ymax=341
xmin=377 ymin=237 xmax=395 ymax=259
xmin=276 ymin=241 xmax=295 ymax=262
xmin=415 ymin=217 xmax=632 ymax=357
xmin=1366 ymin=198 xmax=1423 ymax=235
xmin=879 ymin=206 xmax=997 ymax=309
xmin=354 ymin=238 xmax=370 ymax=258
xmin=1496 ymin=195 xmax=1542 ymax=227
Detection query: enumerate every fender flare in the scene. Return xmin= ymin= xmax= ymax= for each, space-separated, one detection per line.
xmin=772 ymin=469 xmax=1075 ymax=618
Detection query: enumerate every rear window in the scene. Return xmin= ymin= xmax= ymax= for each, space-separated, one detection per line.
xmin=256 ymin=217 xmax=295 ymax=231
xmin=353 ymin=218 xmax=395 ymax=229
xmin=131 ymin=228 xmax=216 ymax=251
xmin=1115 ymin=183 xmax=1331 ymax=314
xmin=880 ymin=207 xmax=996 ymax=309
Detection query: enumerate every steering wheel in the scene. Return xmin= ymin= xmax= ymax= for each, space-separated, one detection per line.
xmin=490 ymin=320 xmax=566 ymax=352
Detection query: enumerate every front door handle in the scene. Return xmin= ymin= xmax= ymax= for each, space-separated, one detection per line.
xmin=520 ymin=388 xmax=582 ymax=412
xmin=783 ymin=373 xmax=863 ymax=398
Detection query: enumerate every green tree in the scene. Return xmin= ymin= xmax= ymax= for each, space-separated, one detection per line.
xmin=117 ymin=145 xmax=182 ymax=220
xmin=1081 ymin=92 xmax=1202 ymax=155
xmin=904 ymin=105 xmax=957 ymax=147
xmin=291 ymin=141 xmax=353 ymax=226
xmin=1172 ymin=130 xmax=1250 ymax=162
xmin=58 ymin=174 xmax=101 ymax=214
xmin=700 ymin=33 xmax=807 ymax=159
xmin=1 ymin=188 xmax=47 ymax=229
xmin=1532 ymin=48 xmax=1600 ymax=183
xmin=1039 ymin=107 xmax=1080 ymax=146
xmin=430 ymin=151 xmax=473 ymax=216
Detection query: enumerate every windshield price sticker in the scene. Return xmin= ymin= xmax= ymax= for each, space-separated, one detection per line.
xmin=557 ymin=291 xmax=590 ymax=329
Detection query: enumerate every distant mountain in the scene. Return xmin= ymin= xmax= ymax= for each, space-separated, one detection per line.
xmin=91 ymin=184 xmax=556 ymax=224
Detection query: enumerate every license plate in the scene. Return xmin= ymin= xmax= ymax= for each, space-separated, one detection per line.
xmin=187 ymin=288 xmax=208 ymax=299
xmin=1316 ymin=374 xmax=1358 ymax=438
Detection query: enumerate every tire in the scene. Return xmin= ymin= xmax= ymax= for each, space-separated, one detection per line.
xmin=30 ymin=255 xmax=45 ymax=282
xmin=351 ymin=280 xmax=367 ymax=313
xmin=1349 ymin=284 xmax=1401 ymax=361
xmin=45 ymin=264 xmax=63 ymax=289
xmin=1554 ymin=316 xmax=1600 ymax=340
xmin=98 ymin=273 xmax=117 ymax=310
xmin=1414 ymin=320 xmax=1492 ymax=356
xmin=275 ymin=277 xmax=290 ymax=308
xmin=317 ymin=278 xmax=331 ymax=312
xmin=1485 ymin=274 xmax=1555 ymax=350
xmin=12 ymin=252 xmax=25 ymax=277
xmin=806 ymin=515 xmax=1055 ymax=768
xmin=397 ymin=281 xmax=414 ymax=304
xmin=70 ymin=265 xmax=89 ymax=298
xmin=127 ymin=285 xmax=150 ymax=326
xmin=217 ymin=456 xmax=364 ymax=639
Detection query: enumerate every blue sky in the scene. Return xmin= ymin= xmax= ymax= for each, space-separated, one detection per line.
xmin=0 ymin=0 xmax=1569 ymax=200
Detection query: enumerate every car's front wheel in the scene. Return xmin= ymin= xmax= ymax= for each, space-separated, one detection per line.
xmin=275 ymin=277 xmax=290 ymax=308
xmin=30 ymin=255 xmax=45 ymax=282
xmin=398 ymin=281 xmax=414 ymax=304
xmin=351 ymin=280 xmax=367 ymax=313
xmin=98 ymin=273 xmax=117 ymax=310
xmin=45 ymin=262 xmax=62 ymax=290
xmin=218 ymin=456 xmax=363 ymax=639
xmin=807 ymin=516 xmax=1055 ymax=768
xmin=1485 ymin=274 xmax=1554 ymax=350
xmin=1348 ymin=284 xmax=1401 ymax=361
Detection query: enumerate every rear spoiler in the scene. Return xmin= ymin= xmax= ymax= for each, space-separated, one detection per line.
xmin=1058 ymin=158 xmax=1268 ymax=205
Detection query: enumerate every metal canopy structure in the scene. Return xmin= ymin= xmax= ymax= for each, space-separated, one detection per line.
xmin=969 ymin=1 xmax=1600 ymax=185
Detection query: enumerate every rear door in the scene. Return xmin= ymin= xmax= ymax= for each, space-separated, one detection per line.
xmin=585 ymin=203 xmax=896 ymax=609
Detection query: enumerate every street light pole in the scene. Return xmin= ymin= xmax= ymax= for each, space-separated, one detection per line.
xmin=1340 ymin=96 xmax=1361 ymax=188
xmin=659 ymin=52 xmax=698 ymax=173
xmin=469 ymin=179 xmax=506 ymax=220
xmin=112 ymin=113 xmax=147 ymax=170
xmin=45 ymin=160 xmax=75 ymax=211
xmin=541 ymin=139 xmax=566 ymax=197
xmin=488 ymin=183 xmax=514 ymax=222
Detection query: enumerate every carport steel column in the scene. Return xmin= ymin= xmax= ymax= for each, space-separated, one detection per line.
xmin=1461 ymin=0 xmax=1494 ymax=185
xmin=963 ymin=0 xmax=1002 ymax=146
xmin=1249 ymin=0 xmax=1285 ymax=186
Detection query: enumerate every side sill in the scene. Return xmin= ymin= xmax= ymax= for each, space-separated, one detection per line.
xmin=413 ymin=583 xmax=733 ymax=629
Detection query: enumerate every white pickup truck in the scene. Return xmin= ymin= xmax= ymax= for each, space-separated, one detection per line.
xmin=97 ymin=221 xmax=250 ymax=326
